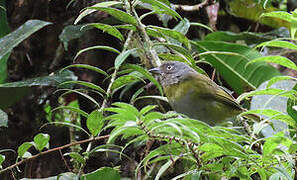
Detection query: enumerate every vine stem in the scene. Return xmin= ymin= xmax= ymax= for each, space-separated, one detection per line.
xmin=0 ymin=135 xmax=109 ymax=174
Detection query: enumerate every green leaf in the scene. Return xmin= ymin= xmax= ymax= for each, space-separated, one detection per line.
xmin=193 ymin=40 xmax=281 ymax=94
xmin=87 ymin=7 xmax=137 ymax=26
xmin=0 ymin=20 xmax=51 ymax=60
xmin=139 ymin=0 xmax=182 ymax=20
xmin=111 ymin=74 xmax=143 ymax=92
xmin=263 ymin=132 xmax=292 ymax=156
xmin=0 ymin=108 xmax=7 ymax=127
xmin=0 ymin=154 xmax=5 ymax=166
xmin=257 ymin=168 xmax=267 ymax=180
xmin=74 ymin=45 xmax=120 ymax=60
xmin=0 ymin=53 xmax=9 ymax=83
xmin=123 ymin=63 xmax=164 ymax=95
xmin=155 ymin=156 xmax=180 ymax=180
xmin=59 ymin=80 xmax=106 ymax=95
xmin=51 ymin=106 xmax=89 ymax=118
xmin=80 ymin=167 xmax=120 ymax=180
xmin=33 ymin=133 xmax=50 ymax=151
xmin=174 ymin=18 xmax=191 ymax=35
xmin=287 ymin=83 xmax=297 ymax=124
xmin=246 ymin=56 xmax=297 ymax=71
xmin=273 ymin=165 xmax=294 ymax=180
xmin=241 ymin=109 xmax=296 ymax=127
xmin=64 ymin=152 xmax=85 ymax=165
xmin=58 ymin=89 xmax=100 ymax=107
xmin=256 ymin=40 xmax=297 ymax=50
xmin=158 ymin=53 xmax=187 ymax=62
xmin=238 ymin=88 xmax=297 ymax=102
xmin=0 ymin=0 xmax=10 ymax=83
xmin=140 ymin=105 xmax=158 ymax=115
xmin=0 ymin=70 xmax=77 ymax=88
xmin=87 ymin=110 xmax=104 ymax=136
xmin=261 ymin=11 xmax=293 ymax=23
xmin=0 ymin=6 xmax=5 ymax=12
xmin=18 ymin=142 xmax=34 ymax=158
xmin=82 ymin=23 xmax=124 ymax=41
xmin=289 ymin=143 xmax=297 ymax=154
xmin=108 ymin=126 xmax=143 ymax=144
xmin=149 ymin=26 xmax=190 ymax=49
xmin=0 ymin=70 xmax=77 ymax=109
xmin=190 ymin=22 xmax=213 ymax=32
xmin=153 ymin=42 xmax=194 ymax=62
xmin=114 ymin=48 xmax=137 ymax=70
xmin=266 ymin=76 xmax=297 ymax=88
xmin=74 ymin=1 xmax=122 ymax=24
xmin=42 ymin=122 xmax=90 ymax=136
xmin=61 ymin=64 xmax=108 ymax=77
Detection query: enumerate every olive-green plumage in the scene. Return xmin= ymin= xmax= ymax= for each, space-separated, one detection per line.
xmin=150 ymin=61 xmax=246 ymax=125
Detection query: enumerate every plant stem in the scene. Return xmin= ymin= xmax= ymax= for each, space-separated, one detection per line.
xmin=0 ymin=135 xmax=110 ymax=174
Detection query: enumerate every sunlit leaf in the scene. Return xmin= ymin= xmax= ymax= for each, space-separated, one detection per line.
xmin=256 ymin=40 xmax=297 ymax=50
xmin=0 ymin=154 xmax=4 ymax=166
xmin=33 ymin=133 xmax=50 ymax=151
xmin=266 ymin=76 xmax=297 ymax=88
xmin=87 ymin=110 xmax=104 ymax=136
xmin=246 ymin=56 xmax=297 ymax=71
xmin=18 ymin=142 xmax=34 ymax=158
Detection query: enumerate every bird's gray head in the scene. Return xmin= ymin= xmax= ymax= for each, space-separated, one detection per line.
xmin=149 ymin=61 xmax=195 ymax=87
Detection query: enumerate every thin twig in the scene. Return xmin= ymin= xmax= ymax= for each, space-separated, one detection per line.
xmin=0 ymin=135 xmax=109 ymax=174
xmin=59 ymin=149 xmax=71 ymax=172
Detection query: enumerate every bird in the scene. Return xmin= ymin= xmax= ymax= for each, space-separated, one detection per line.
xmin=149 ymin=61 xmax=257 ymax=126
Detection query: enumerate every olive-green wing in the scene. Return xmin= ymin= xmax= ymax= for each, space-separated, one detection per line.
xmin=214 ymin=86 xmax=243 ymax=110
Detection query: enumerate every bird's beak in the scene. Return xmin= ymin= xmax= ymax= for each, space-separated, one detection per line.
xmin=149 ymin=67 xmax=161 ymax=75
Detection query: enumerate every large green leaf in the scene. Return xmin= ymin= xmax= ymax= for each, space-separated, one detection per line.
xmin=33 ymin=133 xmax=50 ymax=152
xmin=0 ymin=70 xmax=77 ymax=109
xmin=192 ymin=40 xmax=281 ymax=94
xmin=0 ymin=20 xmax=51 ymax=60
xmin=0 ymin=0 xmax=10 ymax=83
xmin=87 ymin=110 xmax=104 ymax=136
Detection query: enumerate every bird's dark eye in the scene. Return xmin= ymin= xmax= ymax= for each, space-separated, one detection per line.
xmin=166 ymin=65 xmax=173 ymax=70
